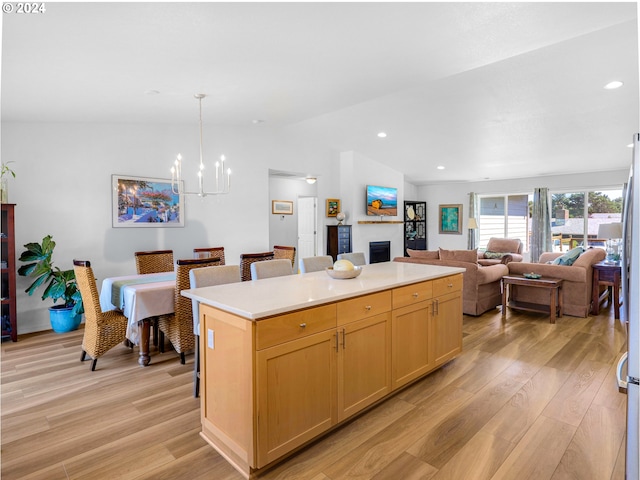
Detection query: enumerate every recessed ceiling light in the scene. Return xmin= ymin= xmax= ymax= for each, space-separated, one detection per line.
xmin=252 ymin=119 xmax=265 ymax=124
xmin=437 ymin=165 xmax=445 ymax=170
xmin=628 ymin=143 xmax=634 ymax=148
xmin=604 ymin=81 xmax=624 ymax=90
xmin=377 ymin=132 xmax=387 ymax=138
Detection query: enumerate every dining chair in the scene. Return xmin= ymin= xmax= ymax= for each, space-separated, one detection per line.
xmin=239 ymin=251 xmax=274 ymax=281
xmin=157 ymin=257 xmax=221 ymax=364
xmin=134 ymin=250 xmax=174 ymax=274
xmin=300 ymin=255 xmax=333 ymax=273
xmin=189 ymin=264 xmax=241 ymax=397
xmin=273 ymin=245 xmax=296 ymax=269
xmin=73 ymin=260 xmax=130 ymax=371
xmin=134 ymin=250 xmax=174 ymax=346
xmin=251 ymin=259 xmax=294 ymax=280
xmin=193 ymin=247 xmax=225 ymax=265
xmin=337 ymin=252 xmax=366 ymax=266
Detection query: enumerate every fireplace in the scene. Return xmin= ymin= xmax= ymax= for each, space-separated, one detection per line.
xmin=369 ymin=241 xmax=391 ymax=264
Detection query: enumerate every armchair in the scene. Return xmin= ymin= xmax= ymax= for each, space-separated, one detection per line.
xmin=478 ymin=237 xmax=523 ymax=266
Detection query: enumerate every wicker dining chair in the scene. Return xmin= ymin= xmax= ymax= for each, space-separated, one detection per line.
xmin=73 ymin=260 xmax=130 ymax=371
xmin=157 ymin=257 xmax=221 ymax=364
xmin=251 ymin=259 xmax=294 ymax=280
xmin=239 ymin=251 xmax=275 ymax=281
xmin=300 ymin=255 xmax=334 ymax=273
xmin=189 ymin=264 xmax=241 ymax=397
xmin=134 ymin=249 xmax=174 ymax=346
xmin=193 ymin=247 xmax=225 ymax=265
xmin=273 ymin=245 xmax=296 ymax=268
xmin=134 ymin=250 xmax=174 ymax=274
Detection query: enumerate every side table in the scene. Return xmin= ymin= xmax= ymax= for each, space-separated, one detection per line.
xmin=591 ymin=261 xmax=622 ymax=319
xmin=502 ymin=275 xmax=564 ymax=324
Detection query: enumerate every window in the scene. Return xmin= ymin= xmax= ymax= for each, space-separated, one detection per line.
xmin=479 ymin=194 xmax=531 ymax=251
xmin=551 ymin=190 xmax=622 ymax=252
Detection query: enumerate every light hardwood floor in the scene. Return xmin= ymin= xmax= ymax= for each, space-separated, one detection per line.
xmin=1 ymin=304 xmax=628 ymax=480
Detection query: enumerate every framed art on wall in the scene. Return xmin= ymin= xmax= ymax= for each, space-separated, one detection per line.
xmin=272 ymin=200 xmax=293 ymax=215
xmin=112 ymin=175 xmax=184 ymax=228
xmin=326 ymin=198 xmax=340 ymax=217
xmin=439 ymin=203 xmax=462 ymax=234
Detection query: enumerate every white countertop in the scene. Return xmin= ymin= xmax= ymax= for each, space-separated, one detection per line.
xmin=182 ymin=261 xmax=464 ymax=320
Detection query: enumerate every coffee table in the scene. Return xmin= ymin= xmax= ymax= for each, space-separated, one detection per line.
xmin=502 ymin=275 xmax=564 ymax=324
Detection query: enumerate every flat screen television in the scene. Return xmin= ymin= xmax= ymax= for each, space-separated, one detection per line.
xmin=366 ymin=185 xmax=398 ymax=216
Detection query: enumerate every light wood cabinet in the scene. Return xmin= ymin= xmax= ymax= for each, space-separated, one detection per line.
xmin=198 ymin=271 xmax=463 ymax=477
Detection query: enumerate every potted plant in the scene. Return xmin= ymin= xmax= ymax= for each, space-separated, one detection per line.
xmin=1 ymin=161 xmax=16 ymax=203
xmin=18 ymin=235 xmax=84 ymax=333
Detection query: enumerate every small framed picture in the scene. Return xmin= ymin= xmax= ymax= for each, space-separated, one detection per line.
xmin=439 ymin=204 xmax=462 ymax=234
xmin=326 ymin=198 xmax=340 ymax=217
xmin=272 ymin=200 xmax=293 ymax=215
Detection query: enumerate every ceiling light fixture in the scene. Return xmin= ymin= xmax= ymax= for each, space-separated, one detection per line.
xmin=604 ymin=81 xmax=624 ymax=90
xmin=171 ymin=94 xmax=231 ymax=197
xmin=437 ymin=165 xmax=445 ymax=170
xmin=377 ymin=132 xmax=387 ymax=138
xmin=305 ymin=177 xmax=317 ymax=184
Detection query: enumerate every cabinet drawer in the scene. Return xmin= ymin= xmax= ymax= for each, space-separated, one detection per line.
xmin=256 ymin=304 xmax=337 ymax=350
xmin=392 ymin=281 xmax=433 ymax=309
xmin=432 ymin=274 xmax=463 ymax=297
xmin=337 ymin=291 xmax=391 ymax=325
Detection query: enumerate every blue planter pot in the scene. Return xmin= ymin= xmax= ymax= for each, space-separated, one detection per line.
xmin=49 ymin=305 xmax=82 ymax=333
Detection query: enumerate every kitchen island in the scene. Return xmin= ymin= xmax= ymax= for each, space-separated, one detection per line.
xmin=183 ymin=261 xmax=464 ymax=478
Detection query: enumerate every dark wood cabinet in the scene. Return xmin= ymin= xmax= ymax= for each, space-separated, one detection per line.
xmin=404 ymin=201 xmax=426 ymax=256
xmin=2 ymin=204 xmax=17 ymax=341
xmin=327 ymin=225 xmax=352 ymax=261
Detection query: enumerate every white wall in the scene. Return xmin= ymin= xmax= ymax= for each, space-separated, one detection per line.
xmin=418 ymin=169 xmax=630 ymax=256
xmin=340 ymin=151 xmax=405 ymax=262
xmin=3 ymin=121 xmax=338 ymax=333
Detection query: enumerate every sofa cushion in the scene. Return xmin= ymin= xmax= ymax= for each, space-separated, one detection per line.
xmin=439 ymin=248 xmax=478 ymax=263
xmin=551 ymin=246 xmax=583 ymax=266
xmin=485 ymin=237 xmax=522 ymax=254
xmin=406 ymin=249 xmax=440 ymax=260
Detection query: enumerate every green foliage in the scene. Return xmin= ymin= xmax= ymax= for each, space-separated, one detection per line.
xmin=1 ymin=161 xmax=16 ymax=179
xmin=17 ymin=235 xmax=84 ymax=316
xmin=552 ymin=192 xmax=622 ymax=218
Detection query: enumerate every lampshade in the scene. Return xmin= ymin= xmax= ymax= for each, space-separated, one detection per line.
xmin=468 ymin=218 xmax=478 ymax=229
xmin=597 ymin=222 xmax=623 ymax=239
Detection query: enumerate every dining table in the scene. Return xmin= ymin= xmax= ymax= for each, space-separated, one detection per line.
xmin=99 ymin=272 xmax=176 ymax=366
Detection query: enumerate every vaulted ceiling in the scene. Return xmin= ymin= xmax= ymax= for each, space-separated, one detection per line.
xmin=2 ymin=2 xmax=638 ymax=184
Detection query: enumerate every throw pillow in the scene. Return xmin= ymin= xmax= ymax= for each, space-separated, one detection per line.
xmin=483 ymin=251 xmax=505 ymax=259
xmin=407 ymin=249 xmax=439 ymax=260
xmin=439 ymin=248 xmax=478 ymax=263
xmin=552 ymin=246 xmax=584 ymax=266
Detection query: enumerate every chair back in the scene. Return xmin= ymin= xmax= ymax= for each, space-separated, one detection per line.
xmin=189 ymin=265 xmax=241 ymax=335
xmin=193 ymin=247 xmax=225 ymax=265
xmin=240 ymin=251 xmax=274 ymax=281
xmin=300 ymin=255 xmax=333 ymax=273
xmin=135 ymin=250 xmax=174 ymax=274
xmin=273 ymin=245 xmax=296 ymax=268
xmin=337 ymin=252 xmax=366 ymax=266
xmin=251 ymin=259 xmax=293 ymax=280
xmin=73 ymin=260 xmax=101 ymax=322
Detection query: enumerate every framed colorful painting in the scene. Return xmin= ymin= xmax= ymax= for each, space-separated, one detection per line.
xmin=112 ymin=175 xmax=184 ymax=228
xmin=439 ymin=204 xmax=462 ymax=234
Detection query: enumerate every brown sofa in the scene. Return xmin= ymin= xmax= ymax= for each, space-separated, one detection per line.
xmin=478 ymin=237 xmax=524 ymax=266
xmin=507 ymin=247 xmax=606 ymax=317
xmin=394 ymin=248 xmax=508 ymax=316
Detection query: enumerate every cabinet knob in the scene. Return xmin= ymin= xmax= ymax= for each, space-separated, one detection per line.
xmin=365 ymin=305 xmax=372 ymax=311
xmin=299 ymin=323 xmax=307 ymax=328
xmin=448 ymin=283 xmax=453 ymax=288
xmin=412 ymin=293 xmax=419 ymax=298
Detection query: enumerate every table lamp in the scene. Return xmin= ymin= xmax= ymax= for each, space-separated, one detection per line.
xmin=597 ymin=222 xmax=623 ymax=263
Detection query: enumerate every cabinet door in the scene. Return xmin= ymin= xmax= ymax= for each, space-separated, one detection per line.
xmin=337 ymin=313 xmax=391 ymax=421
xmin=256 ymin=330 xmax=337 ymax=467
xmin=432 ymin=290 xmax=463 ymax=367
xmin=391 ymin=301 xmax=433 ymax=390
